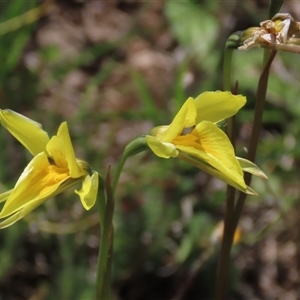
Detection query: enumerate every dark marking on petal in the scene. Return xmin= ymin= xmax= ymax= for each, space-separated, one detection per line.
xmin=48 ymin=157 xmax=56 ymax=165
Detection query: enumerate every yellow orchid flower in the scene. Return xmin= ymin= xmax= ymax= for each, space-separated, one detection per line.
xmin=146 ymin=91 xmax=264 ymax=195
xmin=0 ymin=110 xmax=99 ymax=229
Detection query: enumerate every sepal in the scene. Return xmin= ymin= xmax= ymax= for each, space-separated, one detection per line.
xmin=237 ymin=157 xmax=268 ymax=179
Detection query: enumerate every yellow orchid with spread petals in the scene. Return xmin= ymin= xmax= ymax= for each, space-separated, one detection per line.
xmin=0 ymin=110 xmax=99 ymax=229
xmin=146 ymin=91 xmax=265 ymax=195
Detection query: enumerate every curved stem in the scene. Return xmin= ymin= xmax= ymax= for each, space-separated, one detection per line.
xmin=95 ymin=137 xmax=148 ymax=298
xmin=112 ymin=136 xmax=148 ymax=195
xmin=112 ymin=154 xmax=127 ymax=196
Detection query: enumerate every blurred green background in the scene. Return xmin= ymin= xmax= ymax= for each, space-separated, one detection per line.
xmin=0 ymin=0 xmax=300 ymax=299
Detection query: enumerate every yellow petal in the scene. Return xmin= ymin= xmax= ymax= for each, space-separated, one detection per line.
xmin=159 ymin=97 xmax=197 ymax=142
xmin=179 ymin=153 xmax=257 ymax=195
xmin=47 ymin=122 xmax=86 ymax=178
xmin=173 ymin=121 xmax=246 ymax=189
xmin=194 ymin=91 xmax=246 ymax=123
xmin=75 ymin=172 xmax=99 ymax=210
xmin=0 ymin=152 xmax=70 ymax=218
xmin=146 ymin=135 xmax=179 ymax=158
xmin=0 ymin=109 xmax=49 ymax=156
xmin=0 ymin=177 xmax=83 ymax=228
xmin=0 ymin=189 xmax=13 ymax=203
xmin=0 ymin=196 xmax=47 ymax=229
xmin=0 ymin=210 xmax=23 ymax=228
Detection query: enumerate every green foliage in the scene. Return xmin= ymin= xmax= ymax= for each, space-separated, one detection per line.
xmin=0 ymin=0 xmax=299 ymax=299
xmin=165 ymin=0 xmax=219 ymax=71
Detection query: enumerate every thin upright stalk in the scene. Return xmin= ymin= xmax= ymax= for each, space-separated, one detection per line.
xmin=214 ymin=185 xmax=236 ymax=299
xmin=232 ymin=50 xmax=277 ymax=231
xmin=214 ymin=48 xmax=237 ymax=300
xmin=95 ymin=137 xmax=148 ymax=299
xmin=96 ymin=170 xmax=114 ymax=299
xmin=214 ymin=49 xmax=277 ymax=300
xmin=223 ymin=49 xmax=234 ymax=138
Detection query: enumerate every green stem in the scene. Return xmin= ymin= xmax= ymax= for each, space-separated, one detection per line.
xmin=214 ymin=48 xmax=237 ymax=300
xmin=223 ymin=49 xmax=234 ymax=137
xmin=112 ymin=154 xmax=127 ymax=196
xmin=96 ymin=169 xmax=115 ymax=299
xmin=101 ymin=226 xmax=114 ymax=300
xmin=101 ymin=168 xmax=115 ymax=299
xmin=95 ymin=175 xmax=108 ymax=299
xmin=223 ymin=49 xmax=233 ymax=91
xmin=95 ymin=137 xmax=148 ymax=299
xmin=112 ymin=136 xmax=148 ymax=195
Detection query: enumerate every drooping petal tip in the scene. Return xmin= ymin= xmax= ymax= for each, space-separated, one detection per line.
xmin=75 ymin=172 xmax=99 ymax=210
xmin=237 ymin=157 xmax=268 ymax=179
